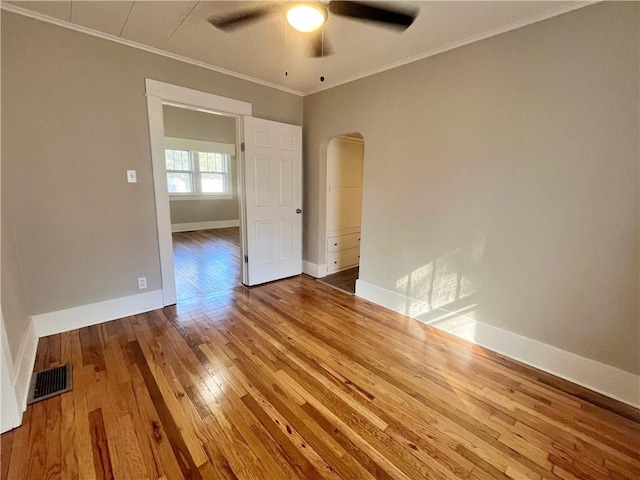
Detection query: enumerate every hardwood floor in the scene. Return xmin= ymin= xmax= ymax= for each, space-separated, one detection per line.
xmin=2 ymin=275 xmax=639 ymax=479
xmin=172 ymin=228 xmax=241 ymax=302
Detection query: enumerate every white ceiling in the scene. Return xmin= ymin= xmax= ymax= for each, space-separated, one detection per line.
xmin=4 ymin=1 xmax=590 ymax=95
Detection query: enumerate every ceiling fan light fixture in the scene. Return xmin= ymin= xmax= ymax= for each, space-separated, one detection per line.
xmin=287 ymin=4 xmax=326 ymax=33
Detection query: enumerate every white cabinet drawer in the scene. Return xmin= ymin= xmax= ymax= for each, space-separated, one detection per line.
xmin=327 ymin=232 xmax=361 ymax=253
xmin=327 ymin=247 xmax=360 ymax=273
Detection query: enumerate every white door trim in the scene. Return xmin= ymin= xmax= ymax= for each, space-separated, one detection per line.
xmin=1 ymin=313 xmax=22 ymax=433
xmin=145 ymin=79 xmax=252 ymax=305
xmin=146 ymin=80 xmax=252 ymax=116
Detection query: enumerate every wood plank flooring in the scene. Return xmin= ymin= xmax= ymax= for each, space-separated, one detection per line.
xmin=172 ymin=228 xmax=241 ymax=302
xmin=3 ymin=272 xmax=639 ymax=478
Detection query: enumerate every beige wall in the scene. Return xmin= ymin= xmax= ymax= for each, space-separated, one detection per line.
xmin=303 ymin=2 xmax=639 ymax=373
xmin=1 ymin=214 xmax=30 ymax=363
xmin=1 ymin=11 xmax=302 ymax=323
xmin=162 ymin=105 xmax=239 ymax=224
xmin=163 ymin=105 xmax=237 ymax=143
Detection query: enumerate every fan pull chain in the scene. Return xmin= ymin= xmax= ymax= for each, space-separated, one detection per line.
xmin=284 ymin=21 xmax=288 ymax=77
xmin=320 ymin=24 xmax=325 ymax=82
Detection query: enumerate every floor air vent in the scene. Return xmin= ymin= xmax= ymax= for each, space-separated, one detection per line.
xmin=27 ymin=364 xmax=73 ymax=404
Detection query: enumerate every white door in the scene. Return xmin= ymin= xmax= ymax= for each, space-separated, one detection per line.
xmin=243 ymin=117 xmax=302 ymax=286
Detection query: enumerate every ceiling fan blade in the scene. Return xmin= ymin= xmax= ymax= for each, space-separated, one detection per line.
xmin=309 ymin=31 xmax=333 ymax=58
xmin=208 ymin=6 xmax=276 ymax=31
xmin=328 ymin=1 xmax=417 ymax=30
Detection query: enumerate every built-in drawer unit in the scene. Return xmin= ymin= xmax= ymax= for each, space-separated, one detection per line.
xmin=326 ymin=232 xmax=361 ymax=273
xmin=327 ymin=248 xmax=360 ymax=273
xmin=327 ymin=232 xmax=361 ymax=254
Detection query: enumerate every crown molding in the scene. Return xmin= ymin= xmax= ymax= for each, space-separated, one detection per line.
xmin=0 ymin=3 xmax=304 ymax=97
xmin=2 ymin=1 xmax=599 ymax=98
xmin=304 ymin=1 xmax=599 ymax=96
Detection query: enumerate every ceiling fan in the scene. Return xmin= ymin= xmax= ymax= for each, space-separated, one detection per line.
xmin=208 ymin=1 xmax=418 ymax=58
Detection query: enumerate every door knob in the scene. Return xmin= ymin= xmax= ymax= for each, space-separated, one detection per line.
xmin=296 ymin=208 xmax=302 ymax=214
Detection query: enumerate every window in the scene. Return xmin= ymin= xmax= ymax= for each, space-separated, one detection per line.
xmin=164 ymin=138 xmax=234 ymax=197
xmin=197 ymin=152 xmax=228 ymax=194
xmin=165 ymin=149 xmax=193 ymax=193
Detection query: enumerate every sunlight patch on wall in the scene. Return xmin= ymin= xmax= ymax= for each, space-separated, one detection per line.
xmin=393 ymin=238 xmax=484 ymax=342
xmin=395 ymin=240 xmax=484 ymax=316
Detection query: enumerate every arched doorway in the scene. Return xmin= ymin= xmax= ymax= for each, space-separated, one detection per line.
xmin=319 ymin=133 xmax=364 ymax=294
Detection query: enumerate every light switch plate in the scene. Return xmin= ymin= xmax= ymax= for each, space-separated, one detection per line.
xmin=127 ymin=170 xmax=137 ymax=183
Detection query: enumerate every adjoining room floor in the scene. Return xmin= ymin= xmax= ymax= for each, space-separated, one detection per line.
xmin=317 ymin=267 xmax=358 ymax=295
xmin=173 ymin=227 xmax=241 ymax=302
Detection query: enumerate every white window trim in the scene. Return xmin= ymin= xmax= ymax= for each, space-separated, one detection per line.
xmin=165 ymin=137 xmax=236 ymax=155
xmin=165 ymin=138 xmax=235 ymax=198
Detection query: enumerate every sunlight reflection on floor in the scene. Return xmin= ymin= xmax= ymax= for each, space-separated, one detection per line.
xmin=395 ymin=242 xmax=484 ymax=343
xmin=421 ymin=312 xmax=478 ymax=343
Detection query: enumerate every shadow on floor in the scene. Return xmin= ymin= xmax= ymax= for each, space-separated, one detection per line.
xmin=317 ymin=267 xmax=359 ymax=295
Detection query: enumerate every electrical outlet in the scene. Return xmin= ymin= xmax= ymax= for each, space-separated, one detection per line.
xmin=127 ymin=170 xmax=137 ymax=183
xmin=138 ymin=277 xmax=147 ymax=290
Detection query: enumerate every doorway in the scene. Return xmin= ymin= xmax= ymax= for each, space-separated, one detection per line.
xmin=319 ymin=133 xmax=364 ymax=295
xmin=146 ymin=79 xmax=303 ymax=305
xmin=146 ymin=79 xmax=252 ymax=306
xmin=162 ymin=105 xmax=242 ymax=302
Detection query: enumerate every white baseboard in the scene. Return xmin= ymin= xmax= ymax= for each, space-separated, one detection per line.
xmin=171 ymin=219 xmax=239 ymax=233
xmin=32 ymin=290 xmax=164 ymax=338
xmin=3 ymin=290 xmax=164 ymax=425
xmin=1 ymin=318 xmax=22 ymax=433
xmin=12 ymin=320 xmax=38 ymax=413
xmin=0 ymin=358 xmax=21 ymax=432
xmin=355 ymin=279 xmax=640 ymax=408
xmin=303 ymin=261 xmax=327 ymax=278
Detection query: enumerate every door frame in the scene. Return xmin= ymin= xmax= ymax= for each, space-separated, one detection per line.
xmin=1 ymin=312 xmax=22 ymax=433
xmin=145 ymin=79 xmax=252 ymax=306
